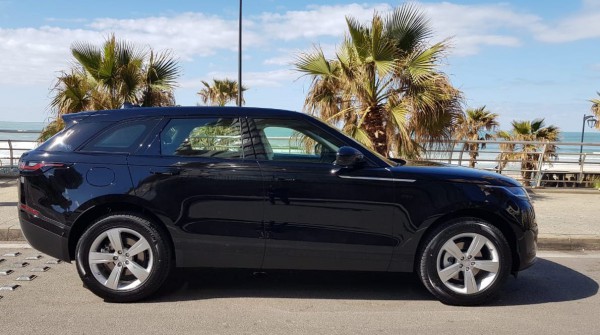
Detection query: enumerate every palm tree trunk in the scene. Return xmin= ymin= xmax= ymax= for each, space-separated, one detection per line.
xmin=362 ymin=107 xmax=388 ymax=156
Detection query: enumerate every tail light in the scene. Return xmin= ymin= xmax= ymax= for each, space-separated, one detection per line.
xmin=19 ymin=161 xmax=67 ymax=172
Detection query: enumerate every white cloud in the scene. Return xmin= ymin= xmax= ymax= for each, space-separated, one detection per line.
xmin=0 ymin=12 xmax=265 ymax=86
xmin=258 ymin=3 xmax=392 ymax=40
xmin=533 ymin=11 xmax=600 ymax=43
xmin=420 ymin=2 xmax=541 ymax=55
xmin=181 ymin=69 xmax=298 ymax=89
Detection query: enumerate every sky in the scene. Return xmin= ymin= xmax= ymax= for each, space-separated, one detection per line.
xmin=0 ymin=0 xmax=599 ymax=131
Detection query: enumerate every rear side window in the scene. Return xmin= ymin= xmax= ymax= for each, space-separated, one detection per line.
xmin=161 ymin=118 xmax=244 ymax=159
xmin=37 ymin=121 xmax=110 ymax=152
xmin=81 ymin=119 xmax=159 ymax=153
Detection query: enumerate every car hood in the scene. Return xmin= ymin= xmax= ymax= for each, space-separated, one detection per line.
xmin=389 ymin=160 xmax=521 ymax=187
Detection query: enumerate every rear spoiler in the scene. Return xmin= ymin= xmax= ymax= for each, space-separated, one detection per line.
xmin=61 ymin=111 xmax=96 ymax=126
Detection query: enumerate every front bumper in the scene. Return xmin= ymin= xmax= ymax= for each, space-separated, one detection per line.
xmin=516 ymin=226 xmax=537 ymax=271
xmin=19 ymin=211 xmax=71 ymax=262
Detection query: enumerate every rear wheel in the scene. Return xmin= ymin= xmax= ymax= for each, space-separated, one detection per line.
xmin=418 ymin=218 xmax=511 ymax=306
xmin=75 ymin=213 xmax=172 ymax=302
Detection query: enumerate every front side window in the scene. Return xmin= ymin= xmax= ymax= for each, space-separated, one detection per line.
xmin=249 ymin=118 xmax=343 ymax=163
xmin=161 ymin=118 xmax=243 ymax=159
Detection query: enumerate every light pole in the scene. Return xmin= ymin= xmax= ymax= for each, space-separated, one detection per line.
xmin=580 ymin=114 xmax=598 ymax=156
xmin=237 ymin=0 xmax=243 ymax=107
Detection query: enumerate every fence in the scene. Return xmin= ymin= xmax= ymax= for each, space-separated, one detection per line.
xmin=423 ymin=140 xmax=600 ymax=187
xmin=2 ymin=129 xmax=600 ymax=188
xmin=0 ymin=129 xmax=40 ymax=170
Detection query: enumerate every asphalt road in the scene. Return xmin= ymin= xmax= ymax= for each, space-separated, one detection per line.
xmin=1 ymin=245 xmax=599 ymax=334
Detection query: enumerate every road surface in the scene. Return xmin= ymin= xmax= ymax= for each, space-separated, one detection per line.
xmin=1 ymin=244 xmax=598 ymax=334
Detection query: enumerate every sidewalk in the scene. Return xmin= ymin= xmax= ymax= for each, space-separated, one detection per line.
xmin=1 ymin=177 xmax=599 ymax=250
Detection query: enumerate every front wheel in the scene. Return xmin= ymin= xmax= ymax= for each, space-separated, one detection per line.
xmin=417 ymin=218 xmax=512 ymax=306
xmin=75 ymin=213 xmax=172 ymax=302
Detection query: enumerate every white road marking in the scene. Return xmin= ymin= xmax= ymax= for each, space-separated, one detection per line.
xmin=0 ymin=243 xmax=31 ymax=249
xmin=538 ymin=251 xmax=600 ymax=259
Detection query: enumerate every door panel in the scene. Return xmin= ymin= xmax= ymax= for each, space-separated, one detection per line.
xmin=249 ymin=118 xmax=397 ymax=271
xmin=128 ymin=117 xmax=265 ymax=268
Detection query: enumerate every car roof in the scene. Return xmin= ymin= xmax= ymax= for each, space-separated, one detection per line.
xmin=63 ymin=106 xmax=306 ymax=124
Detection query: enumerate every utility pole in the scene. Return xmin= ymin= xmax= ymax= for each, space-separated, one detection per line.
xmin=237 ymin=0 xmax=243 ymax=107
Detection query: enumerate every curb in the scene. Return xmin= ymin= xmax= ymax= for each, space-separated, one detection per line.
xmin=2 ymin=228 xmax=599 ymax=250
xmin=0 ymin=226 xmax=25 ymax=242
xmin=537 ymin=234 xmax=600 ymax=251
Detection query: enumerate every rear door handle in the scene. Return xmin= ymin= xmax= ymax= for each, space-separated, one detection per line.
xmin=150 ymin=168 xmax=180 ymax=176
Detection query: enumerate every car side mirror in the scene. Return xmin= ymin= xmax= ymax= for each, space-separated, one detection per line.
xmin=334 ymin=146 xmax=365 ymax=168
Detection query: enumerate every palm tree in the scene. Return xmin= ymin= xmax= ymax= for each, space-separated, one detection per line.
xmin=592 ymin=93 xmax=600 ymax=129
xmin=454 ymin=106 xmax=499 ymax=168
xmin=197 ymin=79 xmax=246 ymax=106
xmin=497 ymin=118 xmax=560 ymax=183
xmin=295 ymin=4 xmax=462 ymax=158
xmin=40 ymin=34 xmax=180 ymax=141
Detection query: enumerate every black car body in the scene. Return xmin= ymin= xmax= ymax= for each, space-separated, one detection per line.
xmin=18 ymin=107 xmax=537 ymax=305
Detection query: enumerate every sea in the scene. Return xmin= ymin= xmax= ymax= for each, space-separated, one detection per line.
xmin=1 ymin=120 xmax=600 ymax=168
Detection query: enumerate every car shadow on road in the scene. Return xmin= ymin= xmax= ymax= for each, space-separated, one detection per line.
xmin=146 ymin=258 xmax=597 ymax=306
xmin=151 ymin=269 xmax=433 ymax=302
xmin=490 ymin=258 xmax=598 ymax=306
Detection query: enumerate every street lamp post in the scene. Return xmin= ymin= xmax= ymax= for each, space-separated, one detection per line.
xmin=237 ymin=0 xmax=243 ymax=107
xmin=580 ymin=114 xmax=598 ymax=156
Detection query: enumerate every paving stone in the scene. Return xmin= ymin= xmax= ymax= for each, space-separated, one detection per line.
xmin=2 ymin=252 xmax=21 ymax=257
xmin=25 ymin=255 xmax=42 ymax=260
xmin=11 ymin=262 xmax=29 ymax=268
xmin=0 ymin=285 xmax=19 ymax=291
xmin=0 ymin=269 xmax=13 ymax=276
xmin=16 ymin=275 xmax=36 ymax=281
xmin=31 ymin=266 xmax=50 ymax=272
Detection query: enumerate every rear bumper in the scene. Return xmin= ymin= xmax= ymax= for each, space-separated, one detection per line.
xmin=19 ymin=211 xmax=71 ymax=262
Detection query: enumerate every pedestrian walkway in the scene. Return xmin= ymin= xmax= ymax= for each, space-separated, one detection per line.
xmin=1 ymin=178 xmax=599 ymax=249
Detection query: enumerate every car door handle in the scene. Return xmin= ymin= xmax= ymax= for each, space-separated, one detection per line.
xmin=276 ymin=177 xmax=297 ymax=182
xmin=150 ymin=168 xmax=180 ymax=176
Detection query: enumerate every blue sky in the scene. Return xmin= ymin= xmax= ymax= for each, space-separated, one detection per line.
xmin=0 ymin=0 xmax=599 ymax=131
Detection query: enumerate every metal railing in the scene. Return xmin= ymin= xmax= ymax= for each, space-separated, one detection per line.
xmin=0 ymin=129 xmax=40 ymax=168
xmin=2 ymin=129 xmax=600 ymax=188
xmin=422 ymin=140 xmax=600 ymax=188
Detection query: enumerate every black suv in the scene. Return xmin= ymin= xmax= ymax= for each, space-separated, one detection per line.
xmin=18 ymin=107 xmax=537 ymax=305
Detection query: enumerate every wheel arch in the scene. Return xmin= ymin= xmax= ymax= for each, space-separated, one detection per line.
xmin=67 ymin=197 xmax=175 ymax=262
xmin=415 ymin=208 xmax=520 ymax=272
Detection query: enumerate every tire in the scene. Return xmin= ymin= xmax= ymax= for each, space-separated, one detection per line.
xmin=75 ymin=213 xmax=173 ymax=302
xmin=417 ymin=218 xmax=511 ymax=306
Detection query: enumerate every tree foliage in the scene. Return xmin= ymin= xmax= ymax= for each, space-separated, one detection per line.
xmin=454 ymin=106 xmax=499 ymax=168
xmin=497 ymin=118 xmax=560 ymax=183
xmin=295 ymin=4 xmax=462 ymax=158
xmin=40 ymin=34 xmax=180 ymax=141
xmin=197 ymin=79 xmax=246 ymax=106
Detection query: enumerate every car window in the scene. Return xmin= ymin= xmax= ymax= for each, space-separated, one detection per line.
xmin=38 ymin=121 xmax=110 ymax=152
xmin=250 ymin=118 xmax=343 ymax=163
xmin=81 ymin=119 xmax=157 ymax=153
xmin=161 ymin=118 xmax=244 ymax=159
